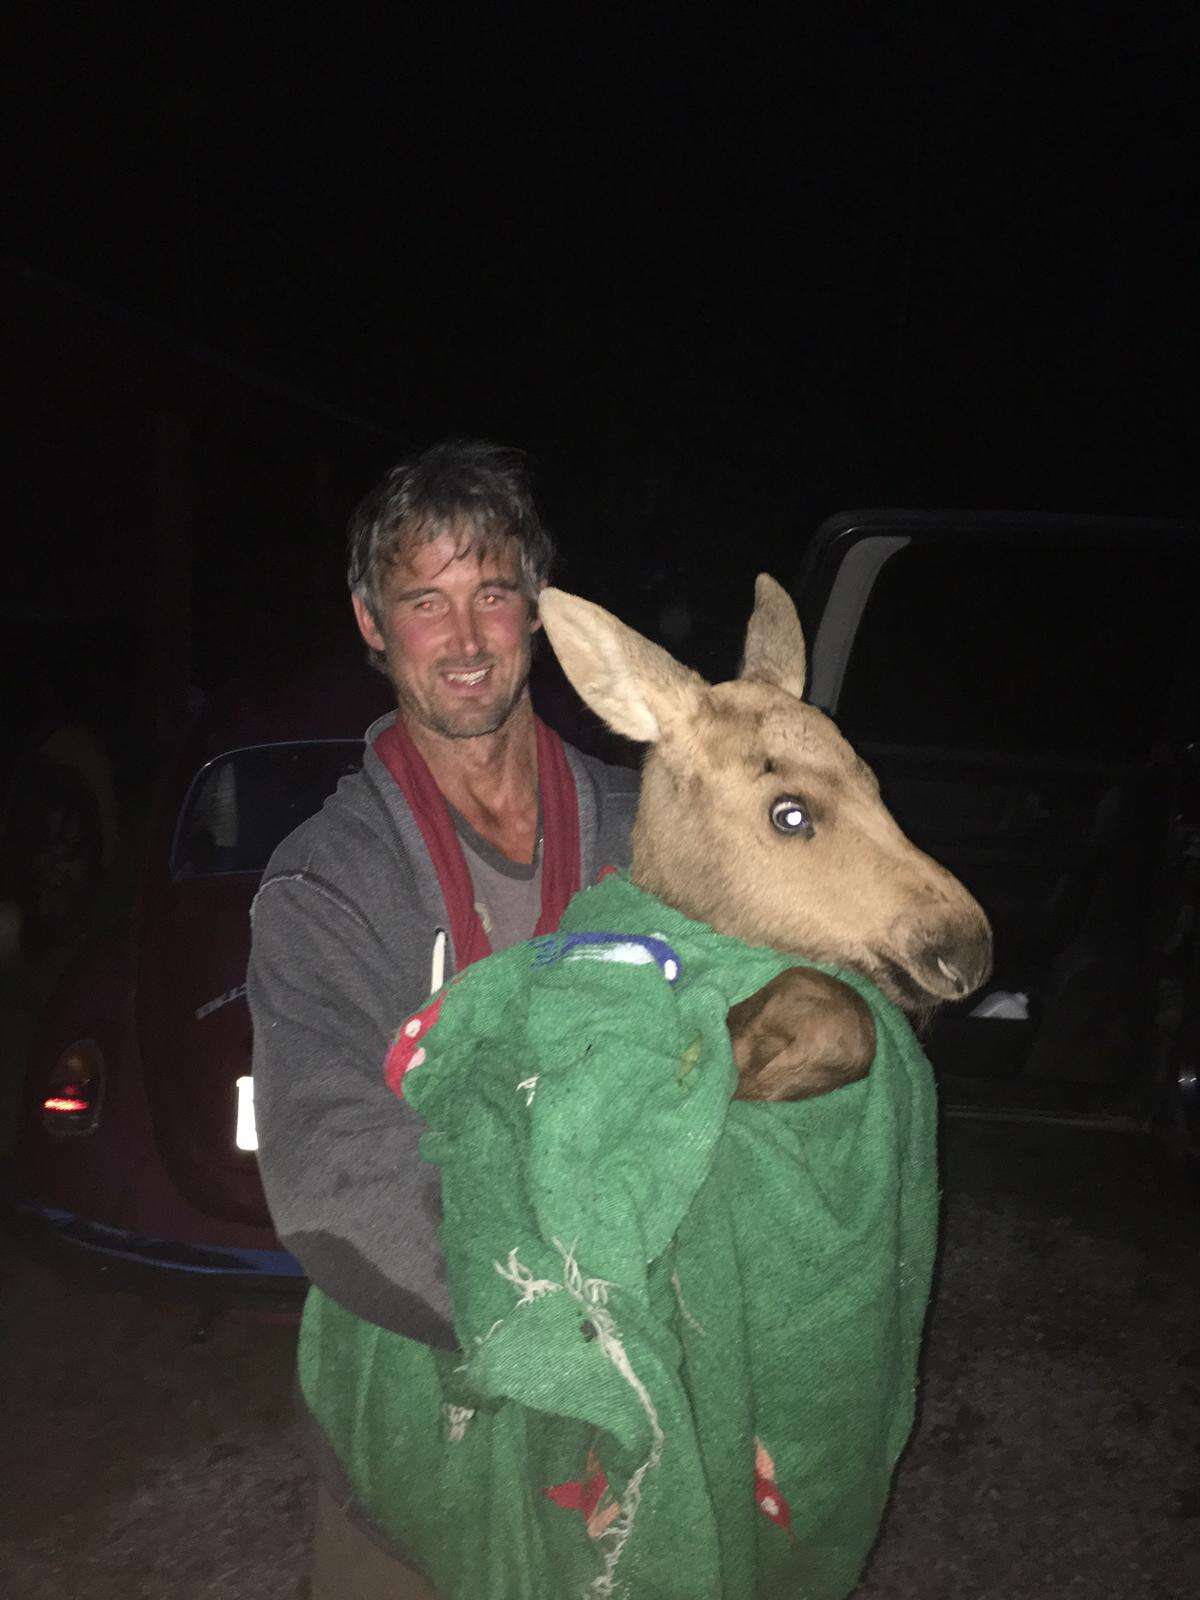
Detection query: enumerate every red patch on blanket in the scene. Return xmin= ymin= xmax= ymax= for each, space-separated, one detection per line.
xmin=384 ymin=992 xmax=448 ymax=1096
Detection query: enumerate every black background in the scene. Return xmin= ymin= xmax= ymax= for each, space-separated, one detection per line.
xmin=6 ymin=3 xmax=1198 ymax=693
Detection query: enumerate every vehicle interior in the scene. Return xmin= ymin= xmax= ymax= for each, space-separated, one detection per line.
xmin=816 ymin=532 xmax=1200 ymax=1119
xmin=172 ymin=741 xmax=365 ymax=879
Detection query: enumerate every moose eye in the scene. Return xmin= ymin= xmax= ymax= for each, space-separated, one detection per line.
xmin=770 ymin=796 xmax=815 ymax=839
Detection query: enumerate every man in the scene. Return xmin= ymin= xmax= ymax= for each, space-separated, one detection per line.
xmin=247 ymin=441 xmax=638 ymax=1595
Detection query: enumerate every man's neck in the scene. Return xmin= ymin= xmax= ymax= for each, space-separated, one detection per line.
xmin=402 ymin=697 xmax=541 ymax=863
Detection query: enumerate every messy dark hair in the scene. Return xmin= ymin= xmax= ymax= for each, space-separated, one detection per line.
xmin=347 ymin=440 xmax=554 ymax=669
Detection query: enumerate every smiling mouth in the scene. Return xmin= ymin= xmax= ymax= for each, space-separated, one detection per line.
xmin=441 ymin=666 xmax=492 ymax=688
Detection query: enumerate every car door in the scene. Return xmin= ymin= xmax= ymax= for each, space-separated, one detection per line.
xmin=795 ymin=512 xmax=1200 ymax=1126
xmin=136 ymin=738 xmax=368 ymax=1225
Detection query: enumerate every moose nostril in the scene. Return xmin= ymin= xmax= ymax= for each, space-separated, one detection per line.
xmin=928 ymin=921 xmax=992 ymax=999
xmin=936 ymin=956 xmax=967 ymax=996
xmin=949 ymin=926 xmax=993 ymax=993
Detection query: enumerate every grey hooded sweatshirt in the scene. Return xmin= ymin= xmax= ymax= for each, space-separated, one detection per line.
xmin=247 ymin=712 xmax=638 ymax=1350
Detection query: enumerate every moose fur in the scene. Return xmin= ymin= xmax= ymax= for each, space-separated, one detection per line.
xmin=539 ymin=575 xmax=992 ymax=1100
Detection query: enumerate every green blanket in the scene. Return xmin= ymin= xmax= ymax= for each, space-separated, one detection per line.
xmin=299 ymin=871 xmax=938 ymax=1599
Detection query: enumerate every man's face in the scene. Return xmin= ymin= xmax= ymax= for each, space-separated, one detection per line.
xmin=352 ymin=529 xmax=539 ymax=741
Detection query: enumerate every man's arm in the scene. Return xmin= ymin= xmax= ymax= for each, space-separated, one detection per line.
xmin=248 ymin=870 xmax=456 ymax=1349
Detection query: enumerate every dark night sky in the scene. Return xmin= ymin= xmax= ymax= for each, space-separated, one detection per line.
xmin=6 ymin=4 xmax=1199 ymax=665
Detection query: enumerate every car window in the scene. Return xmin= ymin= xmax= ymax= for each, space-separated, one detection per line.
xmin=172 ymin=741 xmax=365 ymax=877
xmin=835 ymin=540 xmax=1199 ymax=757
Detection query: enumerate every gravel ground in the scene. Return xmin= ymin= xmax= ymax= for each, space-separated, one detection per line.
xmin=1 ymin=1115 xmax=1197 ymax=1600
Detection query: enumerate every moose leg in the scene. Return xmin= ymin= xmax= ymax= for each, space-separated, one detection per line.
xmin=727 ymin=968 xmax=876 ymax=1102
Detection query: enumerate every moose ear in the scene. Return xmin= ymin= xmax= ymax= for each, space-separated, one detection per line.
xmin=539 ymin=589 xmax=705 ymax=744
xmin=739 ymin=574 xmax=807 ymax=701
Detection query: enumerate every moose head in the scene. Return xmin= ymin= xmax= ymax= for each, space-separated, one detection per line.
xmin=540 ymin=574 xmax=992 ymax=1025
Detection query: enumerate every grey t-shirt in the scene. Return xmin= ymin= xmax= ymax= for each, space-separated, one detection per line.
xmin=448 ymin=804 xmax=543 ymax=953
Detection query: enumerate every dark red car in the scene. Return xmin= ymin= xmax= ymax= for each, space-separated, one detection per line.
xmin=8 ymin=663 xmax=393 ymax=1293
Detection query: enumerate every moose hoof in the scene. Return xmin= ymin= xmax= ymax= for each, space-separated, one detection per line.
xmin=727 ymin=967 xmax=876 ymax=1102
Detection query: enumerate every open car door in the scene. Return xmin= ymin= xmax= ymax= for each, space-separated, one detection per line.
xmin=795 ymin=511 xmax=1200 ymax=1149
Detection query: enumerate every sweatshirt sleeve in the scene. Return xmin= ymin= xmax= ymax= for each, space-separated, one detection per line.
xmin=247 ymin=868 xmax=456 ymax=1350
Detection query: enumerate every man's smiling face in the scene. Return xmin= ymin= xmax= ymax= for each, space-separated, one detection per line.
xmin=352 ymin=527 xmax=539 ymax=741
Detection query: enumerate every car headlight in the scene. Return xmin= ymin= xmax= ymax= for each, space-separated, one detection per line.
xmin=235 ymin=1075 xmax=258 ymax=1151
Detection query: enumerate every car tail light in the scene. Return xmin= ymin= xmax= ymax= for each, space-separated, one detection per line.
xmin=41 ymin=1039 xmax=105 ymax=1135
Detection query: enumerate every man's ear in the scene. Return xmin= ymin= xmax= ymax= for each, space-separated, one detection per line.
xmin=351 ymin=593 xmax=386 ymax=654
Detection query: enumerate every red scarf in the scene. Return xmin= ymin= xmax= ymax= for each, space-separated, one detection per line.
xmin=373 ymin=715 xmax=581 ymax=972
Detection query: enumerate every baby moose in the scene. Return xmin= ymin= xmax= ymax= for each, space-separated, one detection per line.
xmin=539 ymin=574 xmax=992 ymax=1097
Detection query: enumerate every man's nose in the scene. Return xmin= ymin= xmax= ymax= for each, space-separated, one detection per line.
xmin=446 ymin=602 xmax=484 ymax=658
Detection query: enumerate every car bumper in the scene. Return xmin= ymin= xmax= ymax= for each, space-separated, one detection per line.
xmin=6 ymin=1198 xmax=307 ymax=1286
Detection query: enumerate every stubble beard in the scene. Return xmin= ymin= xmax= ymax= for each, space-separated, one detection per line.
xmin=396 ymin=661 xmax=532 ymax=742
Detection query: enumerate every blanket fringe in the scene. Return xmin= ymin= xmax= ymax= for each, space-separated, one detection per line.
xmin=492 ymin=1241 xmax=664 ymax=1599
